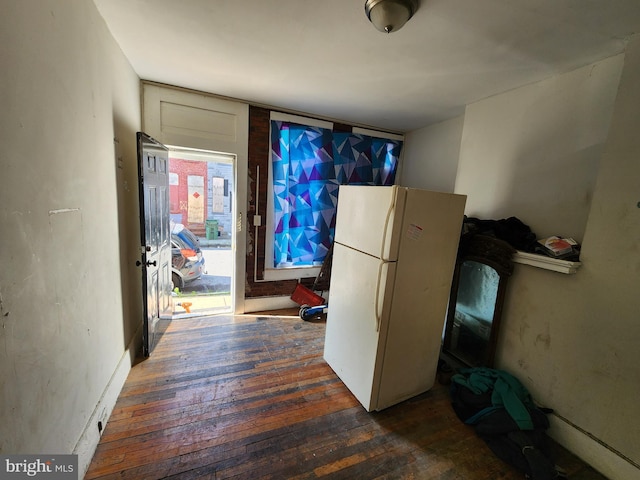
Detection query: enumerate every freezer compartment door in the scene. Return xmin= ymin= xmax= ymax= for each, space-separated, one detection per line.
xmin=323 ymin=242 xmax=396 ymax=412
xmin=334 ymin=185 xmax=405 ymax=261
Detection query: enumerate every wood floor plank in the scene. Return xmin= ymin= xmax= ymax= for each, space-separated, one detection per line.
xmin=85 ymin=314 xmax=606 ymax=480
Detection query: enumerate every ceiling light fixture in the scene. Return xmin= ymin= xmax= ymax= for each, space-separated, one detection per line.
xmin=365 ymin=0 xmax=419 ymax=34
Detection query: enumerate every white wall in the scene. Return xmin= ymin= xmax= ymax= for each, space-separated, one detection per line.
xmin=451 ymin=51 xmax=639 ymax=478
xmin=0 ymin=0 xmax=141 ymax=474
xmin=456 ymin=55 xmax=623 ymax=241
xmin=400 ymin=115 xmax=464 ymax=192
xmin=558 ymin=34 xmax=640 ymax=477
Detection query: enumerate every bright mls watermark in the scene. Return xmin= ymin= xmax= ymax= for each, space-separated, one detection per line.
xmin=1 ymin=455 xmax=77 ymax=479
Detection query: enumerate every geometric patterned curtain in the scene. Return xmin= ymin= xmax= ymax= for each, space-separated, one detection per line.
xmin=271 ymin=121 xmax=401 ymax=267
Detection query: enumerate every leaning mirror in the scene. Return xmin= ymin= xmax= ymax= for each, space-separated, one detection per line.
xmin=442 ymin=235 xmax=515 ymax=368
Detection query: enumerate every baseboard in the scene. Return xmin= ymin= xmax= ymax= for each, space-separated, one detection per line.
xmin=74 ymin=324 xmax=142 ymax=477
xmin=548 ymin=413 xmax=640 ymax=480
xmin=244 ymin=295 xmax=298 ymax=313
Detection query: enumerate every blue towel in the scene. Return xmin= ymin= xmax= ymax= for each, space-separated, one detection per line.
xmin=452 ymin=367 xmax=535 ymax=430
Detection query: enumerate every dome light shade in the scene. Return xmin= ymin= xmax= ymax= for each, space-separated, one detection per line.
xmin=365 ymin=0 xmax=418 ymax=33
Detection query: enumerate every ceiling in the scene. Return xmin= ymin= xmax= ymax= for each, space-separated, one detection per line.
xmin=93 ymin=0 xmax=640 ymax=133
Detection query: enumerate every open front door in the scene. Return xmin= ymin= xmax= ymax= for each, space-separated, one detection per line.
xmin=137 ymin=132 xmax=172 ymax=356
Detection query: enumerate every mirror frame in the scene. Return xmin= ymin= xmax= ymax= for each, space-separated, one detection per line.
xmin=442 ymin=234 xmax=515 ymax=368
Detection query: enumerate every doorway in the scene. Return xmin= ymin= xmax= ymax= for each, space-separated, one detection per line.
xmin=168 ymin=146 xmax=236 ymax=317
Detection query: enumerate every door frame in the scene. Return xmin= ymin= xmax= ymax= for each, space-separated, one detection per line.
xmin=142 ymin=82 xmax=248 ymax=313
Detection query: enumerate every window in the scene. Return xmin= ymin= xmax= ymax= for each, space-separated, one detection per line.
xmin=211 ymin=176 xmax=225 ymax=213
xmin=267 ymin=113 xmax=402 ymax=276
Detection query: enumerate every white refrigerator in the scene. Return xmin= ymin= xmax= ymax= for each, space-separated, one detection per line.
xmin=323 ymin=185 xmax=466 ymax=411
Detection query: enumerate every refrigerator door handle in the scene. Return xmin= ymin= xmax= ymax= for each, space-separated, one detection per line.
xmin=374 ymin=260 xmax=386 ymax=332
xmin=379 ymin=192 xmax=396 ymax=261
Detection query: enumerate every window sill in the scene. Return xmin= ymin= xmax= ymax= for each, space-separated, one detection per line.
xmin=513 ymin=251 xmax=582 ymax=274
xmin=263 ymin=266 xmax=321 ymax=282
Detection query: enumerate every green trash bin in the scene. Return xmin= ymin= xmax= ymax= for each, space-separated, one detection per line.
xmin=205 ymin=219 xmax=219 ymax=240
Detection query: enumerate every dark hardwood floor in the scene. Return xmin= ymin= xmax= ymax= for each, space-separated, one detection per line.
xmin=85 ymin=314 xmax=606 ymax=479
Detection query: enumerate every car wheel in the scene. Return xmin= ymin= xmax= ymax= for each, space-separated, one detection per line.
xmin=172 ymin=272 xmax=182 ymax=291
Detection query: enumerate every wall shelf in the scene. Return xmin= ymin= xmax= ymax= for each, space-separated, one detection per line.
xmin=513 ymin=251 xmax=582 ymax=274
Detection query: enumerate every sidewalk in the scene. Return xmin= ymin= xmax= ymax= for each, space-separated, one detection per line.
xmin=172 ymin=291 xmax=232 ymax=317
xmin=199 ymin=234 xmax=232 ymax=248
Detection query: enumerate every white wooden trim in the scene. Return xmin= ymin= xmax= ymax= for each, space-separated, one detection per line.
xmin=548 ymin=414 xmax=640 ymax=480
xmin=270 ymin=111 xmax=333 ymax=129
xmin=513 ymin=251 xmax=582 ymax=274
xmin=352 ymin=126 xmax=404 ymax=141
xmin=142 ymin=82 xmax=248 ymax=313
xmin=244 ymin=295 xmax=299 ymax=313
xmin=263 ymin=266 xmax=321 ymax=282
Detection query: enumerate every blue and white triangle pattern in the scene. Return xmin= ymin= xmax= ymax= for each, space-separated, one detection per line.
xmin=271 ymin=121 xmax=401 ymax=267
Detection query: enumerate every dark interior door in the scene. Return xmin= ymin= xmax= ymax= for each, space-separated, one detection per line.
xmin=137 ymin=132 xmax=173 ymax=356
